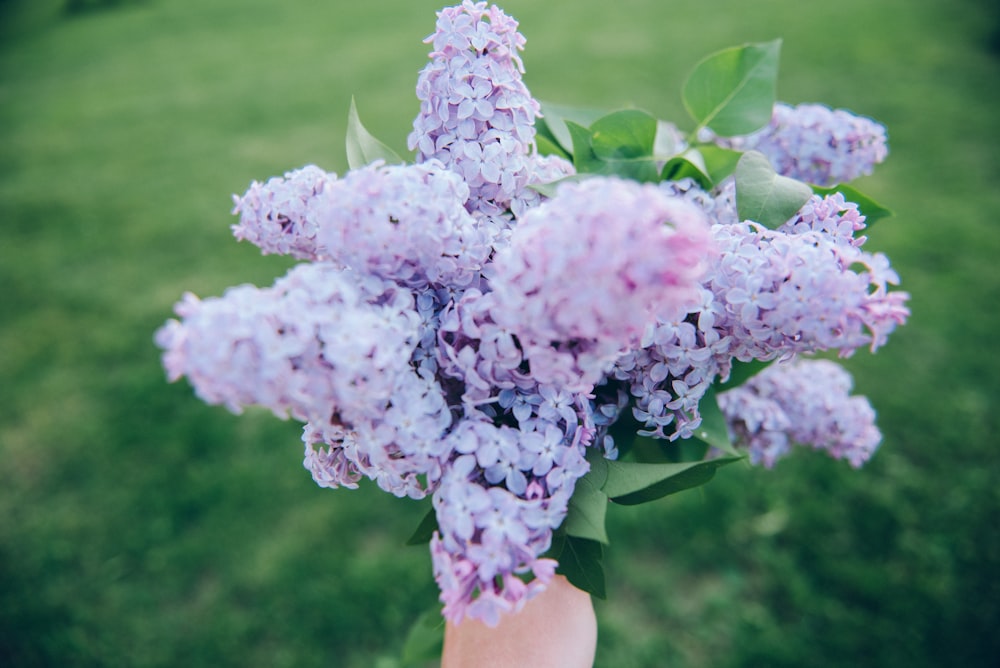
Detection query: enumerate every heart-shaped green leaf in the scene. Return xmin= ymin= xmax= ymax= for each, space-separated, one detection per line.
xmin=535 ymin=133 xmax=569 ymax=159
xmin=699 ymin=145 xmax=744 ymax=184
xmin=683 ymin=40 xmax=781 ymax=137
xmin=565 ymin=113 xmax=659 ymax=182
xmin=662 ymin=146 xmax=742 ymax=189
xmin=735 ymin=150 xmax=813 ymax=228
xmin=566 ymin=120 xmax=603 ymax=174
xmin=590 ymin=109 xmax=657 ymax=161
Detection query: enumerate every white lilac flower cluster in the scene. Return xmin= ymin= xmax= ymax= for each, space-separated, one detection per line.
xmin=716 ymin=102 xmax=889 ymax=186
xmin=157 ymin=0 xmax=909 ymax=626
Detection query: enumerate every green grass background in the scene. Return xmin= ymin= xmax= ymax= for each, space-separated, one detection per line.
xmin=2 ymin=0 xmax=998 ymax=665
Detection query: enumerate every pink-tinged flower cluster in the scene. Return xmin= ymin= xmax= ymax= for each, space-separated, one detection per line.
xmin=408 ymin=0 xmax=540 ymax=215
xmin=155 ymin=263 xmax=454 ymax=498
xmin=156 ymin=264 xmax=418 ymax=421
xmin=432 ymin=284 xmax=606 ymax=623
xmin=310 ymin=160 xmax=493 ymax=289
xmin=430 ymin=418 xmax=588 ymax=624
xmin=609 ymin=185 xmax=908 ymax=442
xmin=487 ymin=177 xmax=716 ymax=390
xmin=719 ymin=102 xmax=889 ymax=186
xmin=233 ymin=161 xmax=492 ymax=290
xmin=717 ymin=359 xmax=882 ymax=468
xmin=709 ymin=221 xmax=909 ymax=360
xmin=231 ymin=164 xmax=335 ymax=260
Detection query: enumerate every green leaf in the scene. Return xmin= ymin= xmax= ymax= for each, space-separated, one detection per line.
xmin=715 ymin=358 xmax=771 ymax=391
xmin=590 ymin=110 xmax=657 ymax=160
xmin=566 ymin=113 xmax=659 ymax=182
xmin=735 ymin=150 xmax=813 ymax=228
xmin=665 ymin=438 xmax=712 ymax=463
xmin=566 ymin=120 xmax=603 ymax=174
xmin=534 ymin=114 xmax=561 ymax=151
xmin=400 ymin=606 xmax=444 ymax=666
xmin=346 ymin=97 xmax=404 ymax=169
xmin=602 ymin=456 xmax=741 ymax=505
xmin=811 ymin=183 xmax=894 ymax=227
xmin=661 ymin=155 xmax=713 ymax=190
xmin=550 ymin=534 xmax=607 ymax=599
xmin=691 ymin=385 xmax=738 ymax=456
xmin=683 ymin=40 xmax=781 ymax=137
xmin=527 ymin=174 xmax=591 ymax=198
xmin=653 ymin=120 xmax=684 ymax=159
xmin=562 ymin=450 xmax=610 ymax=544
xmin=535 ymin=133 xmax=569 ymax=159
xmin=610 ymin=158 xmax=660 ymax=182
xmin=699 ymin=145 xmax=744 ymax=183
xmin=538 ymin=101 xmax=608 ymax=155
xmin=405 ymin=507 xmax=438 ymax=546
xmin=661 ymin=146 xmax=742 ymax=189
xmin=590 ymin=110 xmax=659 ymax=181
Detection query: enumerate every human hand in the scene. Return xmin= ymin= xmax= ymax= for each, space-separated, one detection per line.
xmin=440 ymin=575 xmax=596 ymax=667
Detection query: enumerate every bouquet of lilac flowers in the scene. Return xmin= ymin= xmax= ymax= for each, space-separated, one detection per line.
xmin=156 ymin=0 xmax=909 ymax=629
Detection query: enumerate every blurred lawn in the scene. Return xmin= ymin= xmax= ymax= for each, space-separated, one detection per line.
xmin=1 ymin=0 xmax=998 ymax=666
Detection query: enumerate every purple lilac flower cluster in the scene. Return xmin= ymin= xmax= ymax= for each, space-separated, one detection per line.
xmin=157 ymin=1 xmax=909 ymax=626
xmin=428 ymin=177 xmax=715 ymax=622
xmin=487 ymin=178 xmax=714 ymax=391
xmin=717 ymin=359 xmax=881 ymax=468
xmin=717 ymin=102 xmax=889 ymax=186
xmin=408 ymin=0 xmax=540 ymax=216
xmin=231 ymin=164 xmax=335 ymax=260
xmin=161 ymin=174 xmax=713 ymax=623
xmin=155 ymin=264 xmax=456 ymax=498
xmin=605 ymin=182 xmax=909 ymax=442
xmin=232 ymin=160 xmax=494 ymax=290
